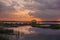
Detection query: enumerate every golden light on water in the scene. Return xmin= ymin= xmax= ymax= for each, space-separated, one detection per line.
xmin=8 ymin=26 xmax=36 ymax=34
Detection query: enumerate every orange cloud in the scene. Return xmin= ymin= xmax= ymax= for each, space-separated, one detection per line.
xmin=0 ymin=8 xmax=42 ymax=21
xmin=14 ymin=9 xmax=30 ymax=16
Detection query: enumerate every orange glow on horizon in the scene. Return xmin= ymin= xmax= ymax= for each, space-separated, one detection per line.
xmin=58 ymin=18 xmax=60 ymax=21
xmin=0 ymin=17 xmax=42 ymax=21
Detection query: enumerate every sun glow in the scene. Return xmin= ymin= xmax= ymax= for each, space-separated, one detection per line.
xmin=0 ymin=9 xmax=42 ymax=21
xmin=0 ymin=17 xmax=42 ymax=21
xmin=58 ymin=18 xmax=60 ymax=21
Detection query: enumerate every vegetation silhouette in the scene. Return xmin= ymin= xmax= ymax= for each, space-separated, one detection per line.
xmin=0 ymin=36 xmax=8 ymax=40
xmin=50 ymin=24 xmax=60 ymax=29
xmin=0 ymin=21 xmax=60 ymax=29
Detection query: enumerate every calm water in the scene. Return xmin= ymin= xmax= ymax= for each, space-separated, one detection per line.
xmin=3 ymin=26 xmax=60 ymax=40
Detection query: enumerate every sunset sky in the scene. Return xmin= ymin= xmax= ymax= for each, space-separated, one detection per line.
xmin=0 ymin=0 xmax=60 ymax=21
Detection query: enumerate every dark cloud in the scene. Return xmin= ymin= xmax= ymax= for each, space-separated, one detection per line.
xmin=40 ymin=0 xmax=60 ymax=10
xmin=46 ymin=0 xmax=60 ymax=10
xmin=27 ymin=0 xmax=60 ymax=21
xmin=23 ymin=0 xmax=60 ymax=10
xmin=29 ymin=10 xmax=60 ymax=21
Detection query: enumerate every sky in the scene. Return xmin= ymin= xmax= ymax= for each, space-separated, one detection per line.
xmin=0 ymin=0 xmax=60 ymax=21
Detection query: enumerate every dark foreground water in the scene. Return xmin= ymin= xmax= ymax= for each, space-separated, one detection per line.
xmin=1 ymin=26 xmax=60 ymax=40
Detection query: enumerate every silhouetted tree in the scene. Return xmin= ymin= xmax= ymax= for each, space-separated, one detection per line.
xmin=31 ymin=20 xmax=37 ymax=27
xmin=31 ymin=20 xmax=37 ymax=24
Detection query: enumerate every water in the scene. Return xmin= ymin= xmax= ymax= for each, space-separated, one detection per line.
xmin=2 ymin=26 xmax=60 ymax=40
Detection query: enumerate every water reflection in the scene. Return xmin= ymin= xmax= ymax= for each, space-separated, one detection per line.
xmin=1 ymin=26 xmax=60 ymax=40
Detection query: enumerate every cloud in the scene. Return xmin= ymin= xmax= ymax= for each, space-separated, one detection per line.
xmin=0 ymin=0 xmax=25 ymax=18
xmin=0 ymin=0 xmax=60 ymax=21
xmin=29 ymin=10 xmax=60 ymax=21
xmin=27 ymin=0 xmax=60 ymax=21
xmin=24 ymin=0 xmax=60 ymax=10
xmin=0 ymin=2 xmax=17 ymax=18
